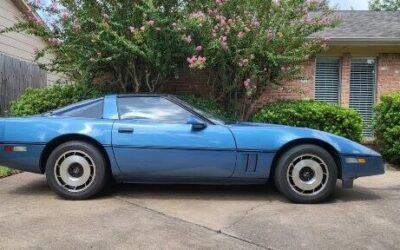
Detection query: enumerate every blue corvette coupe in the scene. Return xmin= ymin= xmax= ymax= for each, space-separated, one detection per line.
xmin=0 ymin=95 xmax=384 ymax=203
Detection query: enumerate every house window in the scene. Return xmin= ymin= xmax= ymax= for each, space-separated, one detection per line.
xmin=315 ymin=58 xmax=341 ymax=104
xmin=350 ymin=59 xmax=376 ymax=137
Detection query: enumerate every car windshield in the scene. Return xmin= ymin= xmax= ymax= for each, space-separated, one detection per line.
xmin=173 ymin=97 xmax=229 ymax=125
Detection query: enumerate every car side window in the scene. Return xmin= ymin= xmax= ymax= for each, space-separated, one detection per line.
xmin=117 ymin=97 xmax=194 ymax=123
xmin=56 ymin=99 xmax=104 ymax=118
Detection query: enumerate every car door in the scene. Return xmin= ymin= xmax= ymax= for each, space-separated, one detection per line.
xmin=112 ymin=96 xmax=237 ymax=178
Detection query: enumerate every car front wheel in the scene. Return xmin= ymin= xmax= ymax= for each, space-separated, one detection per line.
xmin=45 ymin=141 xmax=109 ymax=200
xmin=274 ymin=144 xmax=338 ymax=204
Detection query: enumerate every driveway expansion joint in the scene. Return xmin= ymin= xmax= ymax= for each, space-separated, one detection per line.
xmin=223 ymin=203 xmax=269 ymax=231
xmin=113 ymin=195 xmax=277 ymax=250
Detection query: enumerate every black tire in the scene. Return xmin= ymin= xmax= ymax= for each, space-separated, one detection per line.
xmin=274 ymin=144 xmax=337 ymax=204
xmin=45 ymin=141 xmax=109 ymax=200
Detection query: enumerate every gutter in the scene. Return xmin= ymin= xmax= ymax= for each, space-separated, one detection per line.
xmin=309 ymin=36 xmax=400 ymax=46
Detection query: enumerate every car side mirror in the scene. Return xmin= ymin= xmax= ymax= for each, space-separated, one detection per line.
xmin=187 ymin=116 xmax=207 ymax=131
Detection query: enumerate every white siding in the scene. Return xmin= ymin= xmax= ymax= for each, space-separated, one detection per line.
xmin=0 ymin=0 xmax=64 ymax=85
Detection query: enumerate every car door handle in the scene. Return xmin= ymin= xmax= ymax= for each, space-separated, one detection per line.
xmin=118 ymin=128 xmax=134 ymax=134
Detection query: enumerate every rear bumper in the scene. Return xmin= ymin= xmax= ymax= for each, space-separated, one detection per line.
xmin=340 ymin=155 xmax=385 ymax=180
xmin=0 ymin=144 xmax=44 ymax=173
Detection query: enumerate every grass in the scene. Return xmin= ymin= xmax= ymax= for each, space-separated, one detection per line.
xmin=0 ymin=166 xmax=14 ymax=178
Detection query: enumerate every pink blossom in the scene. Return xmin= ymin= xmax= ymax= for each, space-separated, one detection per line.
xmin=308 ymin=0 xmax=321 ymax=5
xmin=303 ymin=14 xmax=312 ymax=24
xmin=215 ymin=0 xmax=227 ymax=5
xmin=73 ymin=23 xmax=81 ymax=31
xmin=189 ymin=11 xmax=206 ymax=22
xmin=148 ymin=20 xmax=155 ymax=26
xmin=140 ymin=26 xmax=145 ymax=32
xmin=182 ymin=35 xmax=192 ymax=43
xmin=244 ymin=79 xmax=252 ymax=89
xmin=238 ymin=58 xmax=249 ymax=67
xmin=129 ymin=26 xmax=137 ymax=33
xmin=48 ymin=38 xmax=63 ymax=46
xmin=237 ymin=31 xmax=245 ymax=39
xmin=61 ymin=12 xmax=71 ymax=21
xmin=195 ymin=46 xmax=203 ymax=52
xmin=219 ymin=36 xmax=228 ymax=50
xmin=187 ymin=55 xmax=207 ymax=69
xmin=267 ymin=31 xmax=274 ymax=41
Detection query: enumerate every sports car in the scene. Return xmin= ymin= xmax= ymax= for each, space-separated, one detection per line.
xmin=0 ymin=94 xmax=384 ymax=203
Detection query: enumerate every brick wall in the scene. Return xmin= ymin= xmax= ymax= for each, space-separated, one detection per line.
xmin=340 ymin=53 xmax=351 ymax=107
xmin=163 ymin=68 xmax=210 ymax=96
xmin=163 ymin=53 xmax=400 ymax=107
xmin=377 ymin=54 xmax=400 ymax=100
xmin=256 ymin=58 xmax=316 ymax=107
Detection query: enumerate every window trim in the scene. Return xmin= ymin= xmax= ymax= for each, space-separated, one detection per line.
xmin=116 ymin=96 xmax=212 ymax=124
xmin=49 ymin=98 xmax=104 ymax=119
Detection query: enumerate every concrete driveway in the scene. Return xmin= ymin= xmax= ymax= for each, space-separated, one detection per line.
xmin=0 ymin=170 xmax=399 ymax=250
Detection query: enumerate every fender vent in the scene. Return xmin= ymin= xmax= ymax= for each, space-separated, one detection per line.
xmin=242 ymin=154 xmax=258 ymax=172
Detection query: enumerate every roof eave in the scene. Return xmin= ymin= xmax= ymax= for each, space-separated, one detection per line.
xmin=12 ymin=0 xmax=43 ymax=23
xmin=310 ymin=36 xmax=400 ymax=46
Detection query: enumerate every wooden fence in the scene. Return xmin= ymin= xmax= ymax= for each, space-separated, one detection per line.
xmin=0 ymin=53 xmax=47 ymax=116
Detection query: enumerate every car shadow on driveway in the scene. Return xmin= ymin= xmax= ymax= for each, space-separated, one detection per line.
xmin=105 ymin=180 xmax=383 ymax=204
xmin=7 ymin=175 xmax=382 ymax=203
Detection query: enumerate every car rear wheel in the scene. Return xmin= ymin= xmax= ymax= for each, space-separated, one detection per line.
xmin=274 ymin=144 xmax=337 ymax=204
xmin=45 ymin=141 xmax=109 ymax=200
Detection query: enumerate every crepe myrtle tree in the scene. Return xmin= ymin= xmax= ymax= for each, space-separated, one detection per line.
xmin=0 ymin=0 xmax=193 ymax=93
xmin=180 ymin=0 xmax=337 ymax=119
xmin=369 ymin=0 xmax=400 ymax=10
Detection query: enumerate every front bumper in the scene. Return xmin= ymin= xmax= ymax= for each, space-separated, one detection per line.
xmin=340 ymin=155 xmax=385 ymax=187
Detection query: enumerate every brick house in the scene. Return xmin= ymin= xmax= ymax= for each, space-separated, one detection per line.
xmin=168 ymin=11 xmax=400 ymax=137
xmin=260 ymin=11 xmax=400 ymax=136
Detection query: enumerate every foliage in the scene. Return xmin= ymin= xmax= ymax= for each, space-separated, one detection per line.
xmin=0 ymin=166 xmax=14 ymax=178
xmin=374 ymin=93 xmax=400 ymax=166
xmin=369 ymin=0 xmax=400 ymax=10
xmin=180 ymin=0 xmax=337 ymax=119
xmin=253 ymin=101 xmax=363 ymax=142
xmin=9 ymin=84 xmax=102 ymax=117
xmin=182 ymin=95 xmax=234 ymax=121
xmin=1 ymin=0 xmax=193 ymax=93
xmin=1 ymin=0 xmax=337 ymax=119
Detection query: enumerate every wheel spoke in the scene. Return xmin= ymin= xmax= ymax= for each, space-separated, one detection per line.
xmin=54 ymin=150 xmax=96 ymax=193
xmin=286 ymin=154 xmax=329 ymax=196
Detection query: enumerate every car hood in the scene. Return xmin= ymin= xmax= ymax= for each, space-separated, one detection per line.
xmin=227 ymin=122 xmax=380 ymax=157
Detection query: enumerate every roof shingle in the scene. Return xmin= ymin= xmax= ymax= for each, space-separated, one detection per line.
xmin=313 ymin=11 xmax=400 ymax=42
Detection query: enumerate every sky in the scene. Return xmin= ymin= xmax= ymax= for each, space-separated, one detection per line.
xmin=36 ymin=0 xmax=370 ymax=21
xmin=330 ymin=0 xmax=370 ymax=10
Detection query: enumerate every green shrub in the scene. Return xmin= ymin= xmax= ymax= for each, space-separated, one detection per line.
xmin=182 ymin=95 xmax=234 ymax=122
xmin=0 ymin=166 xmax=14 ymax=178
xmin=374 ymin=93 xmax=400 ymax=166
xmin=9 ymin=84 xmax=102 ymax=117
xmin=253 ymin=100 xmax=363 ymax=142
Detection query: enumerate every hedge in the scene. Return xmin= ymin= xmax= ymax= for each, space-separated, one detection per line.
xmin=182 ymin=95 xmax=234 ymax=121
xmin=9 ymin=84 xmax=102 ymax=117
xmin=253 ymin=100 xmax=363 ymax=142
xmin=374 ymin=93 xmax=400 ymax=166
